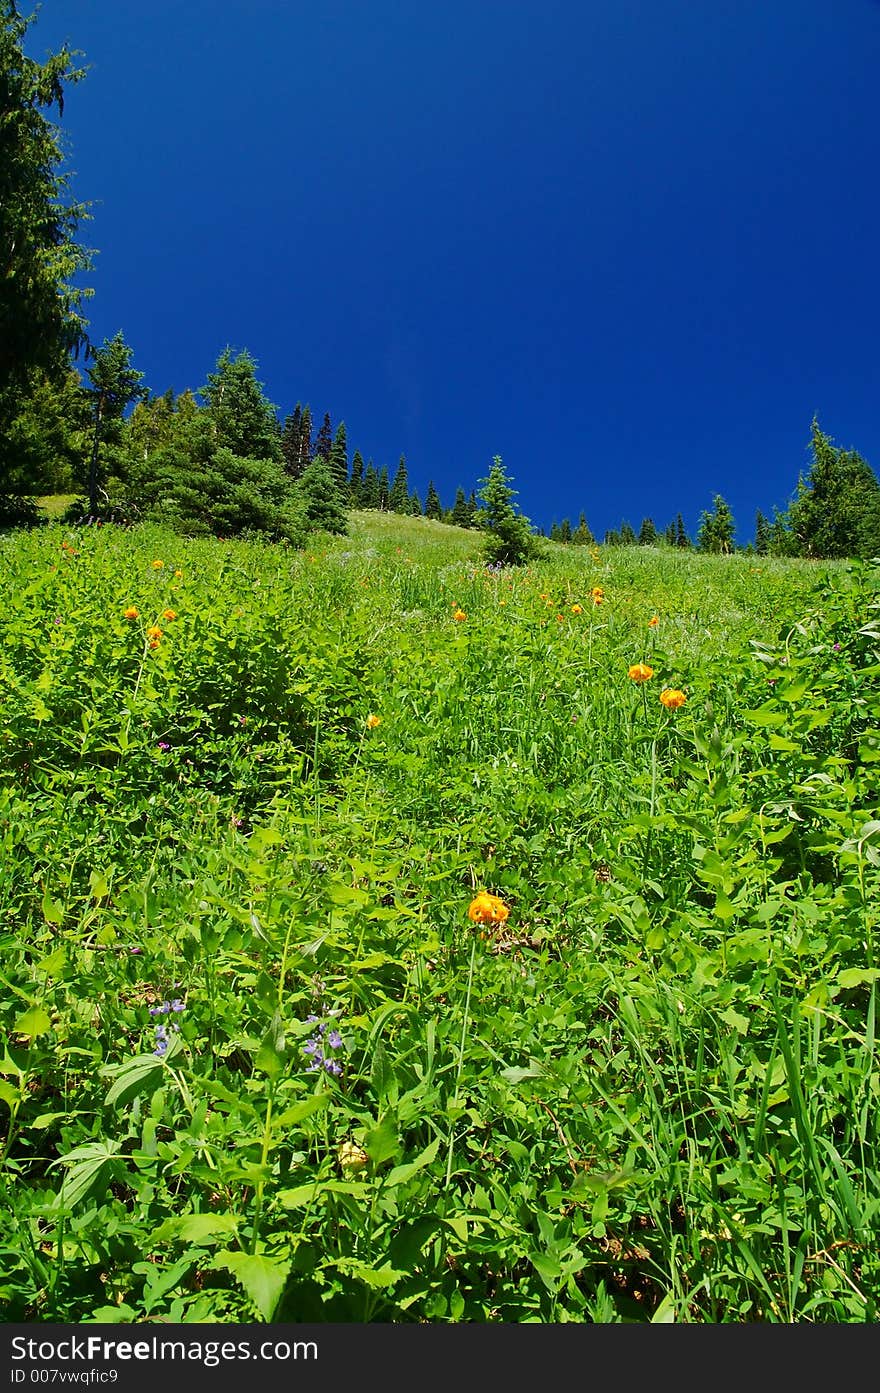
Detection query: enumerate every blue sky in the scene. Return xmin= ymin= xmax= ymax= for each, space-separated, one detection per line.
xmin=28 ymin=0 xmax=880 ymax=540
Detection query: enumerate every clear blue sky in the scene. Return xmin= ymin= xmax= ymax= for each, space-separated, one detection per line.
xmin=27 ymin=0 xmax=880 ymax=540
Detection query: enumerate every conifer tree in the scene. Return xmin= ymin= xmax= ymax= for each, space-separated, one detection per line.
xmin=785 ymin=418 xmax=880 ymax=558
xmin=754 ymin=509 xmax=771 ymax=555
xmin=425 ymin=480 xmax=442 ymax=519
xmin=81 ymin=332 xmax=146 ymax=516
xmin=466 ymin=490 xmax=478 ymax=526
xmin=638 ymin=517 xmax=657 ymax=545
xmin=559 ymin=517 xmax=572 ymax=543
xmin=312 ymin=411 xmax=332 ymax=461
xmin=697 ymin=495 xmax=735 ymax=553
xmin=349 ymin=449 xmax=364 ymax=505
xmin=298 ymin=405 xmax=312 ymax=471
xmin=451 ymin=486 xmax=470 ymax=527
xmin=378 ymin=465 xmax=390 ymax=510
xmin=475 ymin=455 xmax=539 ymax=566
xmin=294 ymin=456 xmax=347 ymax=535
xmin=329 ymin=421 xmax=348 ymax=492
xmin=604 ymin=529 xmax=621 ymax=546
xmin=619 ymin=520 xmax=637 ymax=546
xmin=281 ymin=405 xmax=304 ymax=479
xmin=572 ymin=511 xmax=593 ymax=545
xmin=409 ymin=489 xmax=422 ymax=516
xmin=664 ymin=519 xmax=677 ymax=546
xmin=389 ymin=454 xmax=410 ymax=513
xmin=202 ymin=349 xmax=281 ymax=462
xmin=675 ymin=513 xmax=690 ymax=548
xmin=361 ymin=459 xmax=380 ymax=508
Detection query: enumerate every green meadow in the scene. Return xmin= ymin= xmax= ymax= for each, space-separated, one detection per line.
xmin=1 ymin=513 xmax=878 ymax=1322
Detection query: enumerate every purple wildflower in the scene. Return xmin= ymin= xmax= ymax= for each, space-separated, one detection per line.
xmin=326 ymin=1029 xmax=343 ymax=1050
xmin=157 ymin=741 xmax=171 ymax=752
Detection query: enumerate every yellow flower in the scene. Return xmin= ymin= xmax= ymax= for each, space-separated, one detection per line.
xmin=467 ymin=892 xmax=510 ymax=927
xmin=660 ymin=687 xmax=687 ymax=709
xmin=338 ymin=1139 xmax=368 ymax=1173
xmin=590 ymin=586 xmax=604 ymax=605
xmin=174 ymin=569 xmax=183 ymax=579
xmin=366 ymin=713 xmax=381 ymax=729
xmin=628 ymin=662 xmax=654 ymax=683
xmin=453 ymin=608 xmax=467 ymax=622
xmin=146 ymin=625 xmax=163 ymax=641
xmin=151 ymin=559 xmax=164 ymax=569
xmin=148 ymin=638 xmax=161 ymax=651
xmin=123 ymin=606 xmax=139 ymax=620
xmin=648 ymin=615 xmax=660 ymax=627
xmin=571 ymin=604 xmax=583 ymax=614
xmin=162 ymin=608 xmax=177 ymax=621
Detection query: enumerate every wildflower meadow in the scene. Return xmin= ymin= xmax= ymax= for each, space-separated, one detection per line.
xmin=1 ymin=512 xmax=878 ymax=1323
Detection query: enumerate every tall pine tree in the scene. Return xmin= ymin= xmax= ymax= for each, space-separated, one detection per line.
xmin=389 ymin=454 xmax=410 ymax=513
xmin=424 ymin=480 xmax=442 ymax=519
xmin=312 ymin=411 xmax=332 ymax=461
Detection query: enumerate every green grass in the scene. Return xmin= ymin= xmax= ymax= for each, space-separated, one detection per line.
xmin=0 ymin=515 xmax=877 ymax=1322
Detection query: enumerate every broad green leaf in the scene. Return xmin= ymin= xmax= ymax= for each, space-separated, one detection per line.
xmin=383 ymin=1136 xmax=441 ymax=1188
xmin=254 ymin=1011 xmax=285 ymax=1077
xmin=837 ymin=968 xmax=880 ymax=991
xmin=212 ymin=1250 xmax=290 ymax=1322
xmin=52 ymin=1140 xmax=121 ymax=1209
xmin=14 ymin=1006 xmax=52 ymax=1038
xmin=500 ymin=1059 xmax=544 ymax=1084
xmin=274 ymin=1093 xmax=329 ymax=1129
xmin=102 ymin=1054 xmax=165 ymax=1108
xmin=719 ymin=1006 xmax=750 ymax=1035
xmin=150 ymin=1213 xmax=239 ymax=1247
xmin=0 ymin=1080 xmax=21 ymax=1108
xmin=41 ymin=889 xmax=64 ymax=925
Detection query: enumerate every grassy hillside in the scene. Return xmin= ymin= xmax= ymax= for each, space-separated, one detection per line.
xmin=0 ymin=515 xmax=877 ymax=1322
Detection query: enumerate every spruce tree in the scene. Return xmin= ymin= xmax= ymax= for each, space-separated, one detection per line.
xmin=361 ymin=460 xmax=380 ymax=509
xmin=294 ymin=456 xmax=347 ymax=535
xmin=281 ymin=405 xmax=304 ymax=479
xmin=675 ymin=513 xmax=690 ymax=548
xmin=378 ymin=465 xmax=390 ymax=509
xmin=349 ymin=449 xmax=364 ymax=505
xmin=451 ymin=486 xmax=470 ymax=527
xmin=786 ymin=418 xmax=880 ymax=558
xmin=559 ymin=517 xmax=572 ymax=543
xmin=389 ymin=454 xmax=410 ymax=513
xmin=619 ymin=520 xmax=637 ymax=546
xmin=329 ymin=421 xmax=348 ymax=492
xmin=664 ymin=519 xmax=677 ymax=546
xmin=81 ymin=332 xmax=146 ymax=516
xmin=572 ymin=511 xmax=593 ymax=545
xmin=298 ymin=405 xmax=312 ymax=471
xmin=475 ymin=456 xmax=539 ymax=566
xmin=697 ymin=495 xmax=735 ymax=553
xmin=754 ymin=509 xmax=771 ymax=556
xmin=312 ymin=411 xmax=332 ymax=461
xmin=638 ymin=517 xmax=657 ymax=545
xmin=424 ymin=480 xmax=442 ymax=519
xmin=604 ymin=529 xmax=621 ymax=546
xmin=466 ymin=491 xmax=478 ymax=526
xmin=202 ymin=348 xmax=282 ymax=462
xmin=409 ymin=489 xmax=422 ymax=516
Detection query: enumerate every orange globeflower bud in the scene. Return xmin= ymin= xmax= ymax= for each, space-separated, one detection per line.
xmin=366 ymin=713 xmax=381 ymax=729
xmin=146 ymin=625 xmax=163 ymax=641
xmin=453 ymin=608 xmax=467 ymax=622
xmin=123 ymin=606 xmax=139 ymax=620
xmin=648 ymin=615 xmax=660 ymax=627
xmin=571 ymin=604 xmax=583 ymax=614
xmin=162 ymin=609 xmax=177 ymax=621
xmin=467 ymin=892 xmax=510 ymax=927
xmin=590 ymin=586 xmax=604 ymax=604
xmin=151 ymin=559 xmax=164 ymax=569
xmin=627 ymin=663 xmax=654 ymax=683
xmin=660 ymin=687 xmax=687 ymax=709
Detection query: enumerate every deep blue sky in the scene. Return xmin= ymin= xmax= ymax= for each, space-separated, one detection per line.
xmin=27 ymin=0 xmax=880 ymax=540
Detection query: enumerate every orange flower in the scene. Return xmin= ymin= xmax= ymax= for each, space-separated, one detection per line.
xmin=628 ymin=662 xmax=654 ymax=683
xmin=366 ymin=713 xmax=381 ymax=729
xmin=151 ymin=559 xmax=164 ymax=569
xmin=590 ymin=586 xmax=604 ymax=605
xmin=648 ymin=615 xmax=660 ymax=628
xmin=467 ymin=892 xmax=510 ymax=927
xmin=146 ymin=625 xmax=163 ymax=642
xmin=660 ymin=687 xmax=687 ymax=709
xmin=148 ymin=638 xmax=161 ymax=651
xmin=123 ymin=606 xmax=139 ymax=620
xmin=162 ymin=609 xmax=177 ymax=621
xmin=453 ymin=608 xmax=467 ymax=622
xmin=174 ymin=569 xmax=183 ymax=579
xmin=571 ymin=604 xmax=583 ymax=614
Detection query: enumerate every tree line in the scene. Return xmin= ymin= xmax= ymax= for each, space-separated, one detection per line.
xmin=2 ymin=2 xmax=880 ymax=562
